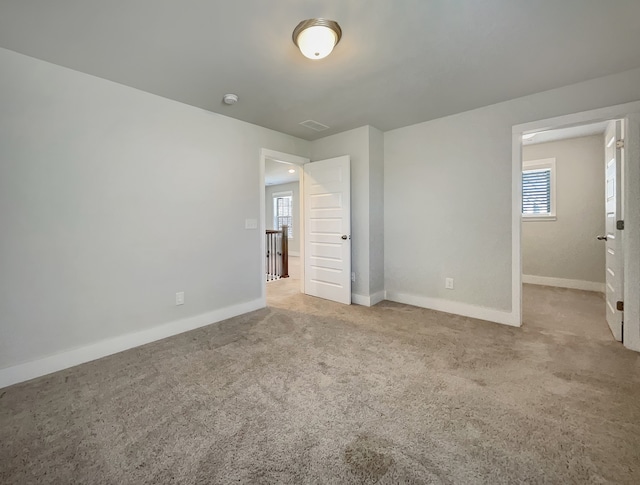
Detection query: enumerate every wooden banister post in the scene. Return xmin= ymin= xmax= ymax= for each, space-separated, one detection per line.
xmin=281 ymin=225 xmax=289 ymax=278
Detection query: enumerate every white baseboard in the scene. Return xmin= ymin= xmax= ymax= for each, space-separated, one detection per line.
xmin=522 ymin=275 xmax=605 ymax=293
xmin=0 ymin=298 xmax=264 ymax=389
xmin=625 ymin=340 xmax=640 ymax=353
xmin=385 ymin=291 xmax=520 ymax=327
xmin=352 ymin=290 xmax=386 ymax=307
xmin=369 ymin=290 xmax=386 ymax=306
xmin=351 ymin=293 xmax=369 ymax=306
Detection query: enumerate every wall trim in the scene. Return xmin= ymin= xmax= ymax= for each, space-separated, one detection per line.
xmin=352 ymin=290 xmax=386 ymax=307
xmin=289 ymin=251 xmax=300 ymax=257
xmin=351 ymin=293 xmax=369 ymax=306
xmin=511 ymin=132 xmax=523 ymax=327
xmin=369 ymin=290 xmax=386 ymax=306
xmin=0 ymin=298 xmax=264 ymax=390
xmin=523 ymin=275 xmax=605 ymax=293
xmin=385 ymin=291 xmax=520 ymax=327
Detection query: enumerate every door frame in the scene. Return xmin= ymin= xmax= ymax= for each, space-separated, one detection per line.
xmin=604 ymin=119 xmax=624 ymax=340
xmin=260 ymin=148 xmax=310 ymax=306
xmin=512 ymin=100 xmax=640 ymax=351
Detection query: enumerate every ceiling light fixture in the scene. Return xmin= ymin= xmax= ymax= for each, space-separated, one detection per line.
xmin=292 ymin=18 xmax=342 ymax=60
xmin=288 ymin=168 xmax=296 ymax=173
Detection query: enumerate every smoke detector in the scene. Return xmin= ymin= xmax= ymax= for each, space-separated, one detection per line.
xmin=223 ymin=94 xmax=239 ymax=105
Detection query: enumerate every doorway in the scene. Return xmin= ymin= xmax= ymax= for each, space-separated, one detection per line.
xmin=511 ymin=101 xmax=640 ymax=351
xmin=519 ymin=121 xmax=617 ymax=341
xmin=260 ymin=149 xmax=309 ymax=307
xmin=264 ymin=157 xmax=303 ymax=303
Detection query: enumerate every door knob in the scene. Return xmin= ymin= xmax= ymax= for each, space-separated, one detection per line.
xmin=596 ymin=235 xmax=608 ymax=241
xmin=341 ymin=235 xmax=349 ymax=240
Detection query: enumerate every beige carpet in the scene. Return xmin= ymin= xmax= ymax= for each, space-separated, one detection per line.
xmin=1 ymin=284 xmax=639 ymax=484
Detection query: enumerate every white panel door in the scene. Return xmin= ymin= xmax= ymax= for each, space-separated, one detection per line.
xmin=603 ymin=120 xmax=624 ymax=341
xmin=304 ymin=156 xmax=351 ymax=304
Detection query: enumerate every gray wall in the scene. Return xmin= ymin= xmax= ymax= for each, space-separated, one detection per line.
xmin=0 ymin=48 xmax=309 ymax=370
xmin=522 ymin=135 xmax=605 ymax=284
xmin=265 ymin=182 xmax=300 ymax=254
xmin=369 ymin=127 xmax=385 ymax=296
xmin=384 ymin=67 xmax=640 ymax=313
xmin=3 ymin=45 xmax=640 ymax=374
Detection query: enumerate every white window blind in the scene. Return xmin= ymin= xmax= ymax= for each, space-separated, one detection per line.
xmin=522 ymin=168 xmax=551 ymax=214
xmin=522 ymin=158 xmax=556 ymax=220
xmin=273 ymin=193 xmax=293 ymax=238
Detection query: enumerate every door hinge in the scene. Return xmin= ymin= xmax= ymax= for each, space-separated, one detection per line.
xmin=617 ymin=220 xmax=624 ymax=230
xmin=616 ymin=140 xmax=624 ymax=149
xmin=617 ymin=301 xmax=624 ymax=312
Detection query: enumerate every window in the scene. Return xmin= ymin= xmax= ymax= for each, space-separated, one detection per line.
xmin=273 ymin=191 xmax=293 ymax=238
xmin=522 ymin=158 xmax=556 ymax=221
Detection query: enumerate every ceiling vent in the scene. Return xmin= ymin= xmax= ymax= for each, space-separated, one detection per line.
xmin=299 ymin=120 xmax=330 ymax=132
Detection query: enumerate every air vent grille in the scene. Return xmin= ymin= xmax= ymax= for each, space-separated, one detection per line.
xmin=299 ymin=120 xmax=330 ymax=132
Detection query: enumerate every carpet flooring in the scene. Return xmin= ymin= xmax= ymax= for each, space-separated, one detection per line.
xmin=1 ymin=284 xmax=639 ymax=484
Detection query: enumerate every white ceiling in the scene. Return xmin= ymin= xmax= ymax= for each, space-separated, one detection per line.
xmin=265 ymin=158 xmax=300 ymax=186
xmin=523 ymin=121 xmax=610 ymax=145
xmin=1 ymin=1 xmax=640 ymax=140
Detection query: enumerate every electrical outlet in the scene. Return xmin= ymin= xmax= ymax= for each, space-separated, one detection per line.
xmin=445 ymin=278 xmax=454 ymax=290
xmin=351 ymin=272 xmax=356 ymax=282
xmin=176 ymin=291 xmax=185 ymax=305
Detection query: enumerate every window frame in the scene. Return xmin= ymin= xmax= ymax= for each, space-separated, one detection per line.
xmin=272 ymin=191 xmax=294 ymax=239
xmin=522 ymin=158 xmax=557 ymax=221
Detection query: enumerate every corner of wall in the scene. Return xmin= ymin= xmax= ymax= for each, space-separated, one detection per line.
xmin=368 ymin=126 xmax=385 ymax=295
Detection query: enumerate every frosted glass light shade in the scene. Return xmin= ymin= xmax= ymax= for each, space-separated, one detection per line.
xmin=297 ymin=26 xmax=337 ymax=59
xmin=293 ymin=19 xmax=342 ymax=60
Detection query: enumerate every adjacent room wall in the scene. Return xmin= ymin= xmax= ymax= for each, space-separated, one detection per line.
xmin=384 ymin=67 xmax=640 ymax=321
xmin=265 ymin=181 xmax=300 ymax=255
xmin=522 ymin=135 xmax=605 ymax=290
xmin=0 ymin=48 xmax=309 ymax=379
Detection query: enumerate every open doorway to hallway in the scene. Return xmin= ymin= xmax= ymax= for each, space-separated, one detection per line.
xmin=260 ymin=149 xmax=353 ymax=308
xmin=263 ymin=155 xmax=304 ymax=306
xmin=519 ymin=120 xmax=622 ymax=342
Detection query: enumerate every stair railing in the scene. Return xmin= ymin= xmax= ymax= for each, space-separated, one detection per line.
xmin=265 ymin=225 xmax=289 ymax=281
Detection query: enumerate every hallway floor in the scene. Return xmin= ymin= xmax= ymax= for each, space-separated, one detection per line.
xmin=267 ymin=255 xmax=301 ymax=304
